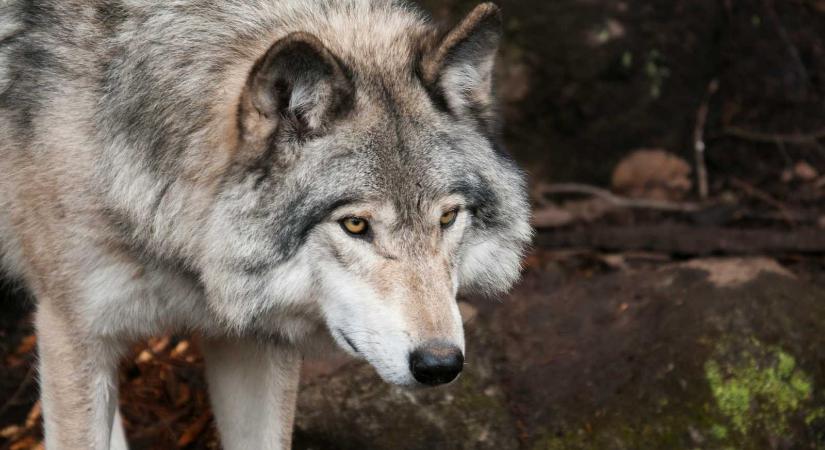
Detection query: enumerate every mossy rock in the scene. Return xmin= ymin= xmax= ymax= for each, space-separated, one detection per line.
xmin=292 ymin=258 xmax=825 ymax=449
xmin=506 ymin=258 xmax=825 ymax=449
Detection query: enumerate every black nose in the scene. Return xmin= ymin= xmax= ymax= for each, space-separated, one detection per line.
xmin=409 ymin=342 xmax=464 ymax=386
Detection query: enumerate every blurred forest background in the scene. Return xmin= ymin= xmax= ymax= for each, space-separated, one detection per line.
xmin=2 ymin=0 xmax=825 ymax=449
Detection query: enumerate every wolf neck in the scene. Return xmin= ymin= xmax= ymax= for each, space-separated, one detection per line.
xmin=91 ymin=0 xmax=432 ymax=265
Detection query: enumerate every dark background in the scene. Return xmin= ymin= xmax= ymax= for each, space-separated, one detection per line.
xmin=2 ymin=1 xmax=825 ymax=449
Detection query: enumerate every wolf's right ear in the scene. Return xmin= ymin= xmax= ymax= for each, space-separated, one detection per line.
xmin=421 ymin=3 xmax=502 ymax=133
xmin=239 ymin=32 xmax=353 ymax=145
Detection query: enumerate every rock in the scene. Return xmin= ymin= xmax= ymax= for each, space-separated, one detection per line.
xmin=611 ymin=149 xmax=692 ymax=201
xmin=502 ymin=257 xmax=825 ymax=449
xmin=293 ymin=256 xmax=825 ymax=449
xmin=294 ymin=320 xmax=520 ymax=450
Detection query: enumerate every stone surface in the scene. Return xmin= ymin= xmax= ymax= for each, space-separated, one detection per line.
xmin=295 ymin=320 xmax=520 ymax=450
xmin=293 ymin=257 xmax=825 ymax=449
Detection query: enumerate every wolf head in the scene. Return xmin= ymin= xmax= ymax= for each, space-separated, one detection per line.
xmin=200 ymin=2 xmax=531 ymax=387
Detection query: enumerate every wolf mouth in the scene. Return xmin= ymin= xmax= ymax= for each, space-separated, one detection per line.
xmin=336 ymin=329 xmax=360 ymax=354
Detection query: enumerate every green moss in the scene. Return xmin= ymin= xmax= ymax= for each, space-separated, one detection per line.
xmin=621 ymin=51 xmax=634 ymax=69
xmin=805 ymin=409 xmax=825 ymax=425
xmin=529 ymin=335 xmax=824 ymax=450
xmin=704 ymin=337 xmax=819 ymax=438
xmin=777 ymin=352 xmax=795 ymax=377
xmin=710 ymin=424 xmax=728 ymax=440
xmin=644 ymin=49 xmax=670 ymax=99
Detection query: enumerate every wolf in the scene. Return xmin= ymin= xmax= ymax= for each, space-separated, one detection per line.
xmin=0 ymin=0 xmax=531 ymax=448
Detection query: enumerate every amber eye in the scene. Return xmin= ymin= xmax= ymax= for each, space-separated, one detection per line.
xmin=340 ymin=217 xmax=369 ymax=236
xmin=440 ymin=209 xmax=459 ymax=228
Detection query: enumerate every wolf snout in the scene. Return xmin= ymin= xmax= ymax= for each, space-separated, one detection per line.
xmin=408 ymin=342 xmax=464 ymax=386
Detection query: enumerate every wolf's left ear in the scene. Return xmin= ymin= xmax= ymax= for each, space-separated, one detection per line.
xmin=422 ymin=3 xmax=502 ymax=132
xmin=239 ymin=32 xmax=353 ymax=145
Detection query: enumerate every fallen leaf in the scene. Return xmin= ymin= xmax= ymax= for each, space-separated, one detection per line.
xmin=10 ymin=436 xmax=39 ymax=450
xmin=171 ymin=341 xmax=190 ymax=358
xmin=177 ymin=412 xmax=210 ymax=448
xmin=150 ymin=336 xmax=171 ymax=354
xmin=136 ymin=350 xmax=153 ymax=364
xmin=0 ymin=425 xmax=22 ymax=439
xmin=15 ymin=335 xmax=37 ymax=355
xmin=25 ymin=401 xmax=41 ymax=429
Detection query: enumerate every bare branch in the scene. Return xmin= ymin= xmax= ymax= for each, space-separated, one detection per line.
xmin=729 ymin=177 xmax=796 ymax=224
xmin=762 ymin=0 xmax=810 ymax=87
xmin=721 ymin=126 xmax=825 ymax=145
xmin=536 ymin=183 xmax=702 ymax=212
xmin=693 ymin=79 xmax=719 ymax=200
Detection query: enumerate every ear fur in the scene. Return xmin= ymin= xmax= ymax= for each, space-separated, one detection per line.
xmin=239 ymin=32 xmax=353 ymax=146
xmin=422 ymin=3 xmax=503 ymax=132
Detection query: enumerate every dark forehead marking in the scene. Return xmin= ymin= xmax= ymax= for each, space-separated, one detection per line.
xmin=235 ymin=191 xmax=364 ymax=276
xmin=368 ymin=80 xmax=427 ymax=227
xmin=275 ymin=189 xmax=367 ymax=254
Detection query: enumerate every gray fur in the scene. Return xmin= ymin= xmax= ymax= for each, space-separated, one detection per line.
xmin=0 ymin=1 xmax=531 ymax=448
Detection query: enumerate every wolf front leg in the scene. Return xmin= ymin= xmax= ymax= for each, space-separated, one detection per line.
xmin=110 ymin=409 xmax=129 ymax=450
xmin=37 ymin=301 xmax=125 ymax=450
xmin=202 ymin=337 xmax=302 ymax=450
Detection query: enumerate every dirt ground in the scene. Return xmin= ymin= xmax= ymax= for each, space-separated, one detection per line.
xmin=2 ymin=0 xmax=825 ymax=449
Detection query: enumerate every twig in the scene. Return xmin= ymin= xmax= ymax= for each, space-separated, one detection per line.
xmin=0 ymin=365 xmax=35 ymax=418
xmin=762 ymin=0 xmax=810 ymax=86
xmin=729 ymin=177 xmax=795 ymax=224
xmin=537 ymin=183 xmax=702 ymax=212
xmin=694 ymin=79 xmax=719 ymax=200
xmin=720 ymin=126 xmax=825 ymax=145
